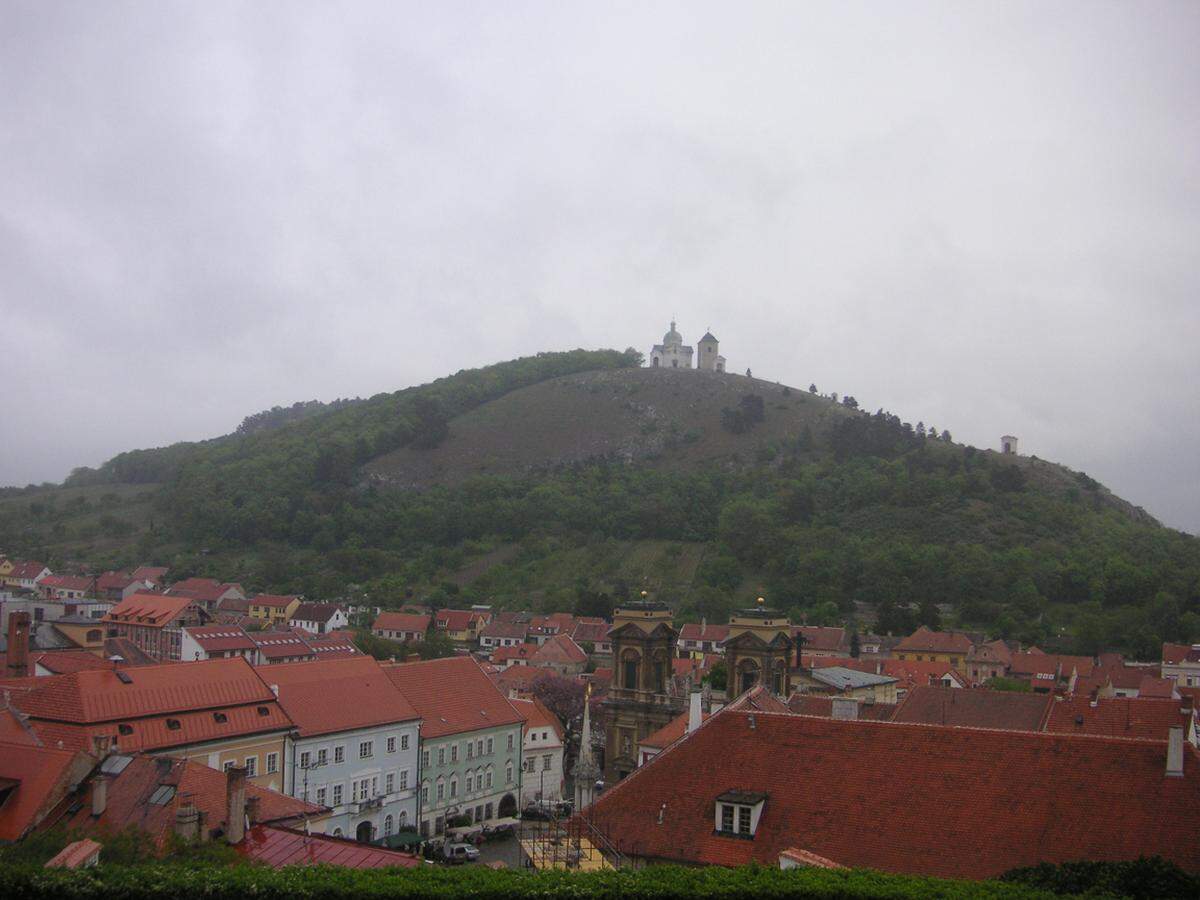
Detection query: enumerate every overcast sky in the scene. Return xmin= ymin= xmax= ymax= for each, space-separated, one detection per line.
xmin=2 ymin=1 xmax=1198 ymax=532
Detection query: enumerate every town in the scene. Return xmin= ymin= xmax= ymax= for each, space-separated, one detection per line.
xmin=1 ymin=557 xmax=1197 ymax=878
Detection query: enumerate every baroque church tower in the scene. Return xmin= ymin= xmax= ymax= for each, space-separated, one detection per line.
xmin=601 ymin=596 xmax=683 ymax=784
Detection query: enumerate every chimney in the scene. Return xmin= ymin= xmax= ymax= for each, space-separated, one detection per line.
xmin=270 ymin=684 xmax=279 ymax=697
xmin=6 ymin=612 xmax=31 ymax=679
xmin=91 ymin=776 xmax=108 ymax=817
xmin=831 ymin=698 xmax=859 ymax=721
xmin=174 ymin=803 xmax=201 ymax=841
xmin=225 ymin=766 xmax=247 ymax=844
xmin=1166 ymin=727 xmax=1184 ymax=778
xmin=91 ymin=735 xmax=111 ymax=758
xmin=245 ymin=795 xmax=261 ymax=826
xmin=688 ymin=689 xmax=703 ymax=734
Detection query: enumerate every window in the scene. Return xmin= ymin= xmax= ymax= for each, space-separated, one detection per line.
xmin=486 ymin=737 xmax=494 ymax=755
xmin=359 ymin=740 xmax=373 ymax=759
xmin=315 ymin=786 xmax=327 ymax=806
xmin=422 ymin=749 xmax=430 ymax=768
xmin=422 ymin=782 xmax=429 ymax=804
xmin=385 ymin=772 xmax=395 ymax=793
xmin=506 ymin=763 xmax=513 ymax=784
xmin=387 ymin=736 xmax=396 ymax=754
xmin=399 ymin=810 xmax=408 ymax=827
xmin=485 ymin=769 xmax=493 ymax=789
xmin=266 ymin=752 xmax=278 ymax=774
xmin=334 ymin=746 xmax=345 ymax=764
xmin=399 ymin=769 xmax=409 ymax=789
xmin=436 ymin=779 xmax=445 ymax=802
xmin=223 ymin=760 xmax=235 ymax=772
xmin=720 ymin=804 xmax=734 ymax=832
xmin=450 ymin=743 xmax=458 ymax=763
xmin=356 ymin=779 xmax=369 ymax=801
xmin=332 ymin=784 xmax=343 ymax=806
xmin=542 ymin=754 xmax=552 ymax=771
xmin=384 ymin=815 xmax=393 ymax=836
xmin=437 ymin=747 xmax=445 ymax=766
xmin=506 ymin=734 xmax=514 ymax=751
xmin=300 ymin=751 xmax=311 ymax=769
xmin=467 ymin=742 xmax=474 ymax=760
xmin=739 ymin=806 xmax=751 ymax=834
xmin=316 ymin=748 xmax=327 ymax=766
xmin=401 ymin=734 xmax=409 ymax=751
xmin=476 ymin=739 xmax=483 ymax=757
xmin=485 ymin=802 xmax=493 ymax=819
xmin=244 ymin=756 xmax=257 ymax=777
xmin=449 ymin=777 xmax=457 ymax=799
xmin=466 ymin=773 xmax=473 ymax=792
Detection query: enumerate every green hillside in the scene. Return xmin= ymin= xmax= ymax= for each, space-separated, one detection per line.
xmin=2 ymin=348 xmax=1197 ymax=657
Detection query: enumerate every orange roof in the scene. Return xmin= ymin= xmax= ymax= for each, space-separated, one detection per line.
xmin=531 ymin=634 xmax=587 ymax=666
xmin=793 ymin=626 xmax=846 ymax=653
xmin=0 ymin=740 xmax=90 ymax=841
xmin=894 ymin=626 xmax=973 ymax=655
xmin=1045 ymin=696 xmax=1193 ymax=741
xmin=1163 ymin=643 xmax=1200 ymax=665
xmin=509 ymin=698 xmax=564 ymax=742
xmin=103 ymin=593 xmax=196 ymax=628
xmin=49 ymin=755 xmax=319 ymax=848
xmin=787 ymin=695 xmax=897 ymax=721
xmin=584 ymin=709 xmax=1200 ymax=878
xmin=45 ymin=838 xmax=103 ymax=868
xmin=892 ymin=686 xmax=1054 ymax=732
xmin=372 ymin=612 xmax=431 ymax=634
xmin=257 ymin=657 xmax=418 ymax=736
xmin=239 ymin=824 xmax=420 ymax=868
xmin=385 ymin=657 xmax=523 ymax=737
xmin=780 ymin=847 xmax=845 ymax=869
xmin=641 ymin=709 xmax=709 ymax=750
xmin=13 ymin=657 xmax=275 ymax=723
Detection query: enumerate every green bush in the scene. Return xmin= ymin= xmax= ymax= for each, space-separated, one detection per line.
xmin=1001 ymin=857 xmax=1199 ymax=899
xmin=0 ymin=860 xmax=1063 ymax=899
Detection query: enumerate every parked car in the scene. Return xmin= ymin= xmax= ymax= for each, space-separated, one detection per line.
xmin=441 ymin=842 xmax=480 ymax=864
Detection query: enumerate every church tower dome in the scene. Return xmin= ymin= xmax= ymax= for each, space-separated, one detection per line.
xmin=662 ymin=320 xmax=683 ymax=347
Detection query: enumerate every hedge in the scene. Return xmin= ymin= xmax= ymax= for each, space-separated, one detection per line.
xmin=0 ymin=861 xmax=1063 ymax=900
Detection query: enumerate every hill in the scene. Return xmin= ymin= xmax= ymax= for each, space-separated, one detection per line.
xmin=2 ymin=348 xmax=1197 ymax=657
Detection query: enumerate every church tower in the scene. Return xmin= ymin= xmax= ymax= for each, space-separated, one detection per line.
xmin=697 ymin=330 xmax=724 ymax=372
xmin=572 ymin=682 xmax=601 ymax=811
xmin=601 ymin=595 xmax=682 ymax=784
xmin=722 ymin=597 xmax=794 ymax=697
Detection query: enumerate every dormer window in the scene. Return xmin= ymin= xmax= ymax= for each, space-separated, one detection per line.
xmin=714 ymin=791 xmax=766 ymax=839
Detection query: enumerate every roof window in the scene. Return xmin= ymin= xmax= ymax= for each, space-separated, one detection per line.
xmin=213 ymin=712 xmax=228 ymax=724
xmin=166 ymin=718 xmax=181 ymax=730
xmin=256 ymin=706 xmax=271 ymax=717
xmin=714 ymin=791 xmax=767 ymax=839
xmin=117 ymin=723 xmax=134 ymax=736
xmin=148 ymin=785 xmax=176 ymax=805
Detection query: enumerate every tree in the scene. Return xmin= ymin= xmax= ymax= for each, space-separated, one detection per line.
xmin=704 ymin=661 xmax=727 ymax=691
xmin=849 ymin=630 xmax=861 ymax=658
xmin=941 ymin=430 xmax=951 ymax=442
xmin=842 ymin=395 xmax=859 ymax=409
xmin=531 ymin=671 xmax=585 ymax=727
xmin=916 ymin=421 xmax=926 ymax=438
xmin=415 ymin=629 xmax=456 ymax=660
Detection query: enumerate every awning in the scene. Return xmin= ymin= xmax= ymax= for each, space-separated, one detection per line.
xmin=447 ymin=824 xmax=484 ymax=838
xmin=379 ymin=830 xmax=422 ymax=848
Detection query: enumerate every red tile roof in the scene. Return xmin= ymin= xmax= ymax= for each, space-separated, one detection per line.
xmin=677 ymin=623 xmax=730 ymax=644
xmin=10 ymin=658 xmax=293 ymax=753
xmin=291 ymin=603 xmax=344 ymax=623
xmin=249 ymin=629 xmax=317 ymax=661
xmin=480 ymin=621 xmax=529 ymax=640
xmin=385 ymin=657 xmax=523 ymax=737
xmin=779 ymin=847 xmax=845 ymax=869
xmin=570 ymin=621 xmax=610 ymax=644
xmin=33 ymin=651 xmax=118 ymax=675
xmin=892 ymin=686 xmax=1054 ymax=731
xmin=434 ymin=609 xmax=484 ymax=632
xmin=793 ymin=626 xmax=846 ymax=653
xmin=509 ymin=697 xmax=564 ymax=743
xmin=131 ymin=566 xmax=169 ymax=584
xmin=48 ymin=755 xmax=320 ymax=849
xmin=1163 ymin=643 xmax=1200 ymax=666
xmin=492 ymin=665 xmax=544 ymax=695
xmin=184 ymin=625 xmax=257 ymax=653
xmin=372 ymin=612 xmax=431 ymax=634
xmin=583 ymin=709 xmax=1200 ymax=878
xmin=0 ymin=740 xmax=90 ymax=841
xmin=257 ymin=657 xmax=418 ymax=736
xmin=45 ymin=838 xmax=103 ymax=868
xmin=787 ymin=695 xmax=897 ymax=721
xmin=95 ymin=571 xmax=136 ymax=592
xmin=1139 ymin=675 xmax=1179 ymax=699
xmin=531 ymin=634 xmax=587 ymax=666
xmin=239 ymin=824 xmax=420 ymax=868
xmin=894 ymin=626 xmax=973 ymax=655
xmin=492 ymin=644 xmax=534 ymax=664
xmin=641 ymin=709 xmax=709 ymax=750
xmin=1045 ymin=696 xmax=1193 ymax=741
xmin=8 ymin=561 xmax=48 ymax=580
xmin=104 ymin=593 xmax=196 ymax=628
xmin=168 ymin=578 xmax=242 ymax=602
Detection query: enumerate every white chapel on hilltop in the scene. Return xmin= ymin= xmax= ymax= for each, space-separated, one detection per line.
xmin=650 ymin=320 xmax=726 ymax=372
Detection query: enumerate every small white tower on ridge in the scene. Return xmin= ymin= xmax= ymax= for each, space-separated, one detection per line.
xmin=696 ymin=329 xmax=725 ymax=372
xmin=1001 ymin=435 xmax=1019 ymax=455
